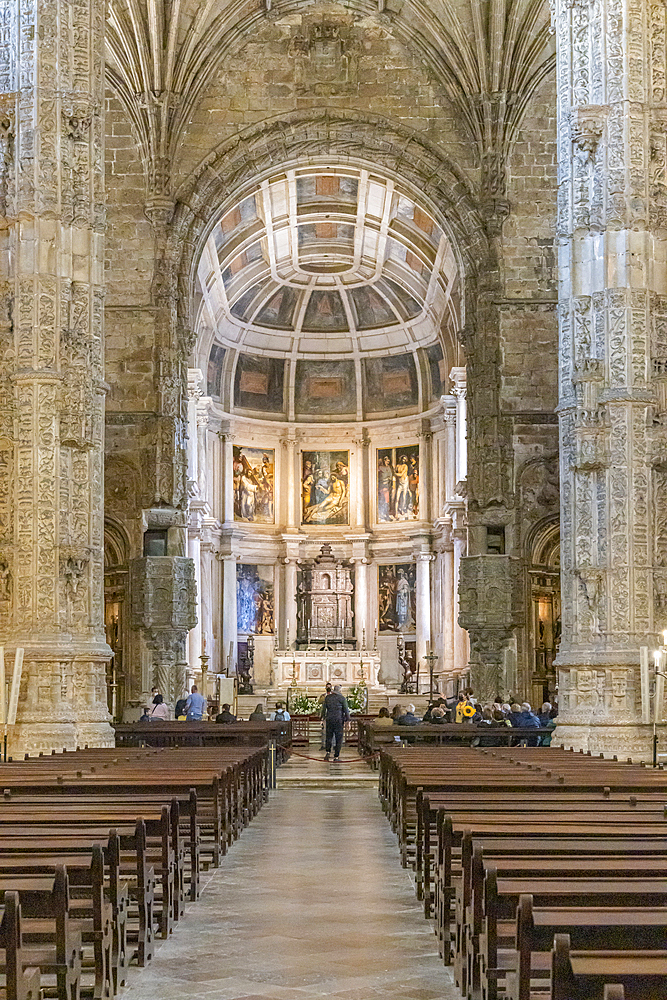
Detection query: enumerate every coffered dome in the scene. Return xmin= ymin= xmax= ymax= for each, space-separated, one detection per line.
xmin=196 ymin=165 xmax=461 ymax=360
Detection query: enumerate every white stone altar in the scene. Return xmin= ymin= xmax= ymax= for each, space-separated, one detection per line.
xmin=271 ymin=650 xmax=382 ymax=690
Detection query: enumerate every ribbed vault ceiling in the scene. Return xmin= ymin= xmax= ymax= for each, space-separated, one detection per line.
xmin=197 ymin=166 xmax=460 ymax=359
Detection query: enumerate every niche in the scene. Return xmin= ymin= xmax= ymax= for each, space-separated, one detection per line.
xmin=486 ymin=526 xmax=505 ymax=555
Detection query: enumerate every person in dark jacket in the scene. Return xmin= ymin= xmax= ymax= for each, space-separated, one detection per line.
xmin=515 ymin=702 xmax=541 ymax=746
xmin=174 ymin=697 xmax=188 ymax=719
xmin=215 ymin=703 xmax=237 ymax=724
xmin=248 ymin=703 xmax=266 ymax=721
xmin=322 ymin=685 xmax=350 ymax=761
xmin=396 ymin=703 xmax=420 ymax=726
xmin=430 ymin=707 xmax=447 ymax=724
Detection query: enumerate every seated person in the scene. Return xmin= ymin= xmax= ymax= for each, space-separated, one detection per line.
xmin=248 ymin=703 xmax=266 ymax=721
xmin=396 ymin=703 xmax=421 ymax=726
xmin=139 ymin=706 xmax=151 ymax=722
xmin=430 ymin=706 xmax=447 ymax=724
xmin=516 ymin=701 xmax=541 ymax=746
xmin=215 ymin=702 xmax=237 ymax=724
xmin=174 ymin=696 xmax=188 ymax=720
xmin=150 ymin=693 xmax=170 ymax=720
xmin=269 ymin=701 xmax=291 ymax=721
xmin=373 ymin=706 xmax=394 ymax=728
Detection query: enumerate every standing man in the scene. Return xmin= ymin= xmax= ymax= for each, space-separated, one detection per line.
xmin=322 ymin=684 xmax=350 ymax=762
xmin=184 ymin=684 xmax=207 ymax=722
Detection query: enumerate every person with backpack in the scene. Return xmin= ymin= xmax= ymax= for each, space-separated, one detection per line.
xmin=270 ymin=701 xmax=290 ymax=721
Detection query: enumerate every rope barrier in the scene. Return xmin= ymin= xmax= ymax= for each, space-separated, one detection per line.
xmin=283 ymin=746 xmax=379 ymax=764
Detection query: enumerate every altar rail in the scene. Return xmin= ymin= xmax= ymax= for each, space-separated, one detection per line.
xmin=357 ymin=721 xmax=556 ymax=758
xmin=114 ymin=721 xmax=292 ymax=758
xmin=289 ymin=714 xmax=376 ymax=746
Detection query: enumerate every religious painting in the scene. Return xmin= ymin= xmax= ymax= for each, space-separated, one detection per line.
xmin=233 ymin=446 xmax=275 ymax=524
xmin=295 ymin=360 xmax=356 ymax=417
xmin=234 ymin=354 xmax=285 ymax=414
xmin=236 ymin=564 xmax=274 ymax=635
xmin=301 ymin=450 xmax=349 ymax=525
xmin=363 ymin=353 xmax=419 ymax=413
xmin=376 ymin=445 xmax=419 ymax=522
xmin=378 ymin=563 xmax=416 ymax=633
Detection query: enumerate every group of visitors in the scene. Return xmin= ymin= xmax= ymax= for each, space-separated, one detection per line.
xmin=139 ymin=686 xmax=292 ymax=724
xmin=373 ymin=693 xmax=557 ymax=746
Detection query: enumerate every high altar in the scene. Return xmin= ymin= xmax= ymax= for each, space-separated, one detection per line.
xmin=269 ymin=542 xmax=382 ymax=691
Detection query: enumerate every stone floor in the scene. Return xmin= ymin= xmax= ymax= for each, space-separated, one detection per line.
xmin=119 ymin=747 xmax=459 ymax=999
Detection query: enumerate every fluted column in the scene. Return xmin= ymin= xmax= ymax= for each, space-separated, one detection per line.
xmin=554 ymin=0 xmax=666 ymax=754
xmin=0 ymin=0 xmax=113 ymax=753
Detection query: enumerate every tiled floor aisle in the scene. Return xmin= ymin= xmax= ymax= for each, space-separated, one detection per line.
xmin=120 ymin=752 xmax=459 ymax=999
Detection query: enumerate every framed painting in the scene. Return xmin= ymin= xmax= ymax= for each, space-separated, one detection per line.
xmin=378 ymin=563 xmax=416 ymax=633
xmin=376 ymin=445 xmax=419 ymax=522
xmin=301 ymin=450 xmax=349 ymax=525
xmin=233 ymin=446 xmax=275 ymax=524
xmin=236 ymin=564 xmax=274 ymax=635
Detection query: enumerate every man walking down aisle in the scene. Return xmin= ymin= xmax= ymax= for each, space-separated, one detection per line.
xmin=322 ymin=684 xmax=350 ymax=762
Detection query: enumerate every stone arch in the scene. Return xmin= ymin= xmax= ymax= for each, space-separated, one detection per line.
xmin=169 ymin=108 xmax=489 ymax=343
xmin=104 ymin=517 xmax=130 ymax=571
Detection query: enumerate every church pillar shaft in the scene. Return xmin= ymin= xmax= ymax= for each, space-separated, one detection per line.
xmin=414 ymin=546 xmax=432 ymax=670
xmin=221 ymin=556 xmax=237 ymax=674
xmin=0 ymin=0 xmax=113 ymax=753
xmin=555 ymin=0 xmax=665 ymax=753
xmin=283 ymin=559 xmax=297 ymax=648
xmin=354 ymin=560 xmax=368 ymax=647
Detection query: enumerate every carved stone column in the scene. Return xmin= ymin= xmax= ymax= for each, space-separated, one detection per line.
xmin=131 ymin=556 xmax=197 ymax=704
xmin=554 ymin=0 xmax=667 ymax=754
xmin=0 ymin=0 xmax=114 ymax=753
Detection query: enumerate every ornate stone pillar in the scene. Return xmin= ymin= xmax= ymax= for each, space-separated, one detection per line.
xmin=554 ymin=0 xmax=667 ymax=754
xmin=0 ymin=0 xmax=114 ymax=753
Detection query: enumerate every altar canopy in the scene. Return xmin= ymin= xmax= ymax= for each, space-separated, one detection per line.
xmin=297 ymin=544 xmax=354 ymax=645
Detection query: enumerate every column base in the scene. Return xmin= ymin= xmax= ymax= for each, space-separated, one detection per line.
xmin=9 ymin=722 xmax=78 ymax=758
xmin=76 ymin=721 xmax=115 ymax=750
xmin=553 ymin=721 xmax=656 ymax=761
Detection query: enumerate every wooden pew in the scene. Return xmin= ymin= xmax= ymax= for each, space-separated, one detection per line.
xmin=0 ymin=867 xmax=82 ymax=1000
xmin=506 ymin=895 xmax=666 ymax=1000
xmin=0 ymin=893 xmax=41 ymax=1000
xmin=551 ymin=933 xmax=667 ymax=1000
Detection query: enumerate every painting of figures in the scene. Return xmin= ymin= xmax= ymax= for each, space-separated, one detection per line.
xmin=233 ymin=446 xmax=275 ymax=524
xmin=376 ymin=445 xmax=419 ymax=522
xmin=237 ymin=565 xmax=274 ymax=635
xmin=301 ymin=450 xmax=349 ymax=525
xmin=378 ymin=564 xmax=416 ymax=633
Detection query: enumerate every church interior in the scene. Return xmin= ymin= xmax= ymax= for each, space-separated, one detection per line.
xmin=0 ymin=0 xmax=666 ymax=996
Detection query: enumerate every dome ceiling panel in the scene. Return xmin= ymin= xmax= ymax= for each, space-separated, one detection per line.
xmin=197 ymin=165 xmax=461 ymax=362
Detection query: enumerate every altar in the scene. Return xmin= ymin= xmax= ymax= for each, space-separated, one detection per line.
xmin=271 ymin=649 xmax=382 ymax=690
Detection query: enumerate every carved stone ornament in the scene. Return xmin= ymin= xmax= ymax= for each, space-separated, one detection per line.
xmin=570 ymin=105 xmax=607 ymax=160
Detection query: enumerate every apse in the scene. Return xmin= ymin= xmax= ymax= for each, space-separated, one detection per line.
xmin=194 ymin=163 xmax=462 ymax=419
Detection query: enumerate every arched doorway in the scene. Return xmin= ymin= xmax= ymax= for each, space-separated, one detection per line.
xmin=104 ymin=519 xmax=130 ymax=721
xmin=527 ymin=518 xmax=560 ymax=708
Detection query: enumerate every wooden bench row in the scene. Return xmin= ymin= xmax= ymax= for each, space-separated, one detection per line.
xmin=0 ymin=743 xmax=275 ymax=1000
xmin=379 ymin=745 xmax=667 ymax=1000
